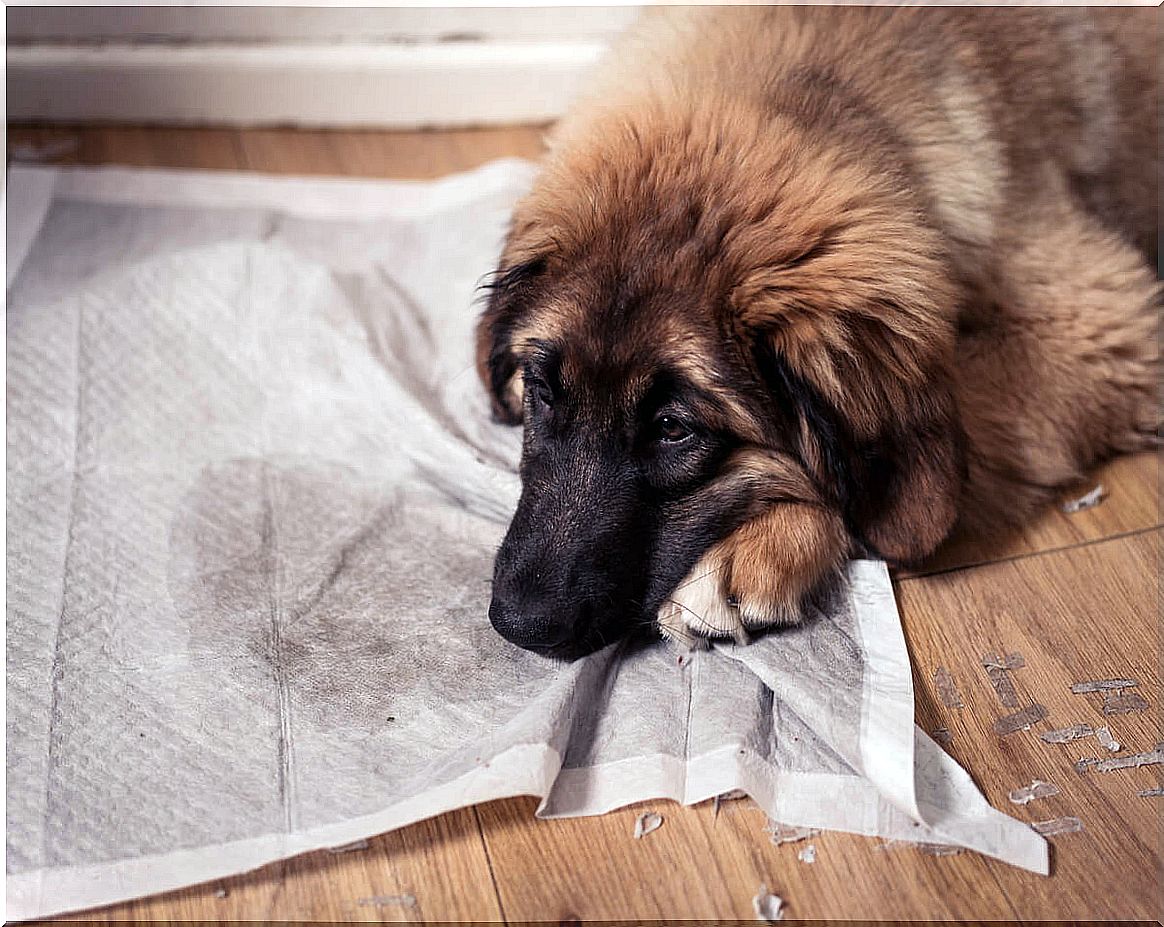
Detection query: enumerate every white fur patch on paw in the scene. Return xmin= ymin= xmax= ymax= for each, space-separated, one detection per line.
xmin=736 ymin=592 xmax=802 ymax=629
xmin=656 ymin=551 xmax=805 ymax=647
xmin=656 ymin=553 xmax=750 ymax=646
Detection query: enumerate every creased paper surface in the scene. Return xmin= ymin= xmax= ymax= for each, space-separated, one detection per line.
xmin=5 ymin=163 xmax=1047 ymax=919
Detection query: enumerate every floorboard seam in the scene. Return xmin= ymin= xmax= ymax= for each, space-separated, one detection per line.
xmin=473 ymin=806 xmax=510 ymax=925
xmin=897 ymin=524 xmax=1162 ymax=583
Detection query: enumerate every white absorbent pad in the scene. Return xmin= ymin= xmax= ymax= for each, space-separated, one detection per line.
xmin=5 ymin=162 xmax=1047 ymax=918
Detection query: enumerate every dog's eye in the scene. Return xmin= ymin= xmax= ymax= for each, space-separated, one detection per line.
xmin=525 ymin=374 xmax=553 ymax=409
xmin=655 ymin=414 xmax=692 ymax=444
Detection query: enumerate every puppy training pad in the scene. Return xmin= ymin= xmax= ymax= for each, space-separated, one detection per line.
xmin=5 ymin=162 xmax=1046 ymax=919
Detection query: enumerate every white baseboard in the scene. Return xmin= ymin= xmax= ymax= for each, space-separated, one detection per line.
xmin=6 ymin=41 xmax=609 ymax=127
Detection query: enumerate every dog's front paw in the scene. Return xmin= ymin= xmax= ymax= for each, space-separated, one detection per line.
xmin=656 ymin=503 xmax=847 ymax=647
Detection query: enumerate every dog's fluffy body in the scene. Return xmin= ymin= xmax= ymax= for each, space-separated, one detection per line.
xmin=478 ymin=7 xmax=1159 ymax=652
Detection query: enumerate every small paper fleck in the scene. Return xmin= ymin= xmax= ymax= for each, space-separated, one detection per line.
xmin=1008 ymin=779 xmax=1060 ymax=804
xmin=992 ymin=703 xmax=1049 ymax=736
xmin=797 ymin=843 xmax=816 ymax=864
xmin=933 ymin=666 xmax=964 ymax=708
xmin=713 ymin=789 xmax=748 ymax=817
xmin=1102 ymin=690 xmax=1149 ymax=715
xmin=328 ymin=838 xmax=370 ymax=854
xmin=918 ymin=842 xmax=963 ymax=856
xmin=357 ymin=894 xmax=417 ymax=908
xmin=1070 ymin=678 xmax=1138 ymax=694
xmin=752 ymin=884 xmax=785 ymax=922
xmin=1031 ymin=816 xmax=1084 ymax=836
xmin=634 ymin=811 xmax=663 ymax=839
xmin=1137 ymin=787 xmax=1163 ymax=797
xmin=1060 ymin=484 xmax=1105 ymax=513
xmin=1093 ymin=743 xmax=1164 ymax=772
xmin=764 ymin=821 xmax=820 ymax=845
xmin=1040 ymin=723 xmax=1094 ymax=744
xmin=214 ymin=888 xmax=228 ymax=899
xmin=1094 ymin=726 xmax=1121 ymax=753
xmin=981 ymin=652 xmax=1025 ymax=670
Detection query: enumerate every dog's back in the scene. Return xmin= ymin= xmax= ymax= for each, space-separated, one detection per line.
xmin=562 ymin=7 xmax=1157 ymax=269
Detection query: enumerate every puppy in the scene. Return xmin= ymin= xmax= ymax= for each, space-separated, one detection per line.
xmin=476 ymin=7 xmax=1159 ymax=658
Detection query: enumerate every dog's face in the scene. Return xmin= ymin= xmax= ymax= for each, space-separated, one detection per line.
xmin=481 ymin=265 xmax=773 ymax=657
xmin=478 ymin=110 xmax=966 ymax=658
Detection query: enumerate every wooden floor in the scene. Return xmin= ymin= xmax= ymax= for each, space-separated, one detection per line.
xmin=11 ymin=124 xmax=1162 ymax=923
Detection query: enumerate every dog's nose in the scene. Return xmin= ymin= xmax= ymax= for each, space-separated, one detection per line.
xmin=488 ymin=595 xmax=572 ymax=652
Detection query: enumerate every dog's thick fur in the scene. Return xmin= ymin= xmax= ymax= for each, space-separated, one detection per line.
xmin=477 ymin=7 xmax=1159 ymax=655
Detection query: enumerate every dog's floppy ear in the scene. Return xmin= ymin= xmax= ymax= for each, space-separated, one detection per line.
xmin=840 ymin=372 xmax=965 ymax=564
xmin=735 ymin=221 xmax=967 ymax=566
xmin=475 ymin=252 xmax=548 ymax=424
xmin=754 ymin=333 xmax=964 ymax=565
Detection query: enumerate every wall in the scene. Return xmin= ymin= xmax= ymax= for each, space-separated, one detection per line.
xmin=6 ymin=7 xmax=641 ymax=127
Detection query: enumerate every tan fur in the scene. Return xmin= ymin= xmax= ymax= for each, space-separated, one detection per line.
xmin=480 ymin=7 xmax=1159 ymax=642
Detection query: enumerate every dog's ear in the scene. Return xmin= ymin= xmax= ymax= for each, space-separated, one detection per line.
xmin=841 ymin=375 xmax=965 ymax=564
xmin=475 ymin=252 xmax=548 ymax=424
xmin=754 ymin=335 xmax=964 ymax=565
xmin=737 ymin=232 xmax=967 ymax=566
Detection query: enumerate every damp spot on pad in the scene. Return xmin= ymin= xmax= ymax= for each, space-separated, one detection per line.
xmin=712 ymin=789 xmax=748 ymax=818
xmin=167 ymin=457 xmax=551 ymax=736
xmin=917 ymin=842 xmax=963 ymax=857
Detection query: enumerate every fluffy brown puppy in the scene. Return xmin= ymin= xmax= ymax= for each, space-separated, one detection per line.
xmin=476 ymin=7 xmax=1159 ymax=656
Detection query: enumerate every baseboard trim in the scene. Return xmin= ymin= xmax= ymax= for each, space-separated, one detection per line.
xmin=6 ymin=41 xmax=608 ymax=127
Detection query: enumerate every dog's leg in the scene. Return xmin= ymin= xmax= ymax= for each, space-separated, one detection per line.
xmin=955 ymin=191 xmax=1159 ymax=534
xmin=657 ymin=502 xmax=848 ymax=645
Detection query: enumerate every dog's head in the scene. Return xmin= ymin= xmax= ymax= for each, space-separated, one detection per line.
xmin=477 ymin=105 xmax=965 ymax=658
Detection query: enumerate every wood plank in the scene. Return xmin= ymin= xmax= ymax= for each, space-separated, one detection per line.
xmin=897 ymin=529 xmax=1161 ymax=919
xmin=8 ymin=123 xmax=547 ymax=179
xmin=235 ymin=125 xmax=545 ymax=178
xmin=477 ymin=795 xmax=766 ymax=922
xmin=8 ymin=123 xmax=245 ymax=171
xmin=905 ymin=449 xmax=1158 ymax=577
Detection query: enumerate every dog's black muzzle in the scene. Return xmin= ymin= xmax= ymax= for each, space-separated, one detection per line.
xmin=488 ymin=451 xmax=643 ymax=659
